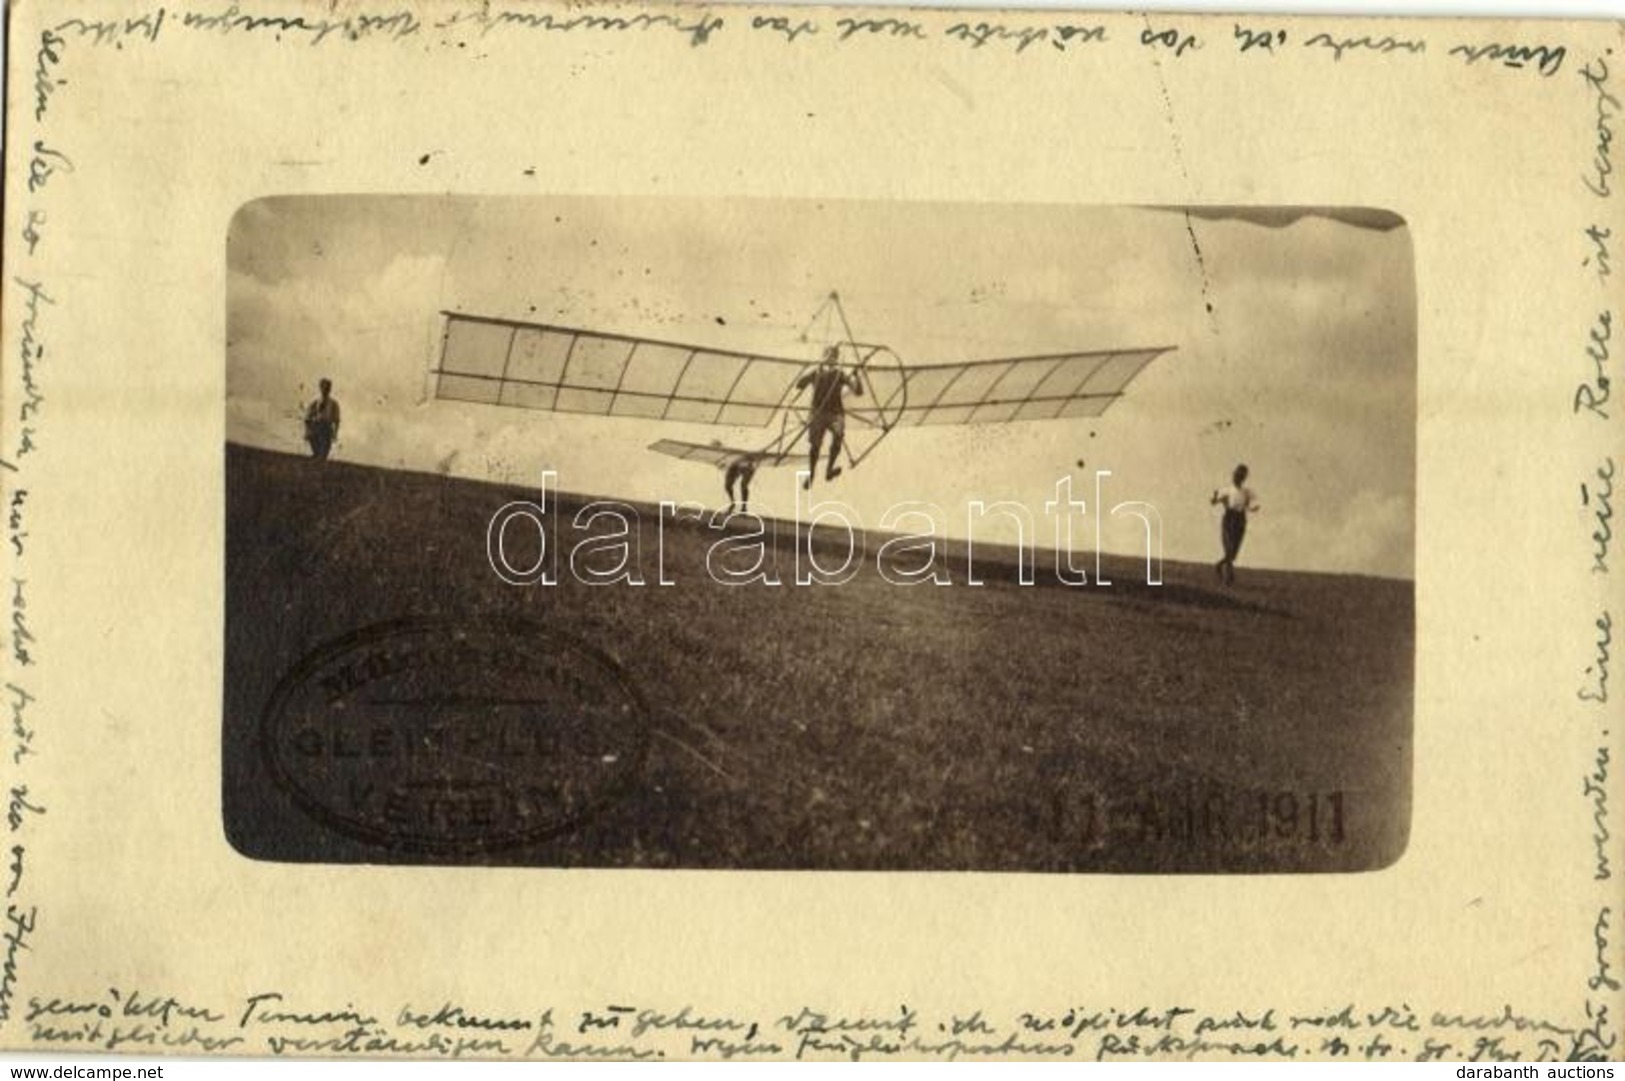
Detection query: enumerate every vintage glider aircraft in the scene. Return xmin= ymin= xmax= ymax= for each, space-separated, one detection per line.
xmin=430 ymin=292 xmax=1174 ymax=479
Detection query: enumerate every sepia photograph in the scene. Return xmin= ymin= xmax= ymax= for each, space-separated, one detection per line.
xmin=5 ymin=0 xmax=1618 ymax=1060
xmin=223 ymin=197 xmax=1416 ymax=872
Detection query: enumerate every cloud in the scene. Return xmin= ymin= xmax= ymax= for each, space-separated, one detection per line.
xmin=228 ymin=250 xmax=448 ymax=414
xmin=1257 ymin=487 xmax=1414 ymax=579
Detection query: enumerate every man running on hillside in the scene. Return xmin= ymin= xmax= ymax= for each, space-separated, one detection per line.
xmin=796 ymin=345 xmax=863 ymax=490
xmin=1210 ymin=463 xmax=1260 ymax=585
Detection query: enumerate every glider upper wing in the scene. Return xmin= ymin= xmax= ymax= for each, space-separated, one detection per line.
xmin=434 ymin=309 xmax=1174 ymax=444
xmin=854 ymin=346 xmax=1175 ymax=428
xmin=432 ymin=311 xmax=809 ymax=427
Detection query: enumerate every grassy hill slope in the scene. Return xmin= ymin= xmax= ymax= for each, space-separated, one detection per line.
xmin=224 ymin=444 xmax=1412 ymax=872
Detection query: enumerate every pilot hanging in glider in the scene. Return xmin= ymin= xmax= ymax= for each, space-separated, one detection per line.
xmin=796 ymin=345 xmax=863 ymax=489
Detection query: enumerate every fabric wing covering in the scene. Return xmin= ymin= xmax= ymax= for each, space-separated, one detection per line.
xmin=433 ymin=312 xmax=807 ymax=427
xmin=853 ymin=347 xmax=1172 ymax=428
xmin=434 ymin=311 xmax=1174 ymax=434
xmin=644 ymin=439 xmax=774 ymax=467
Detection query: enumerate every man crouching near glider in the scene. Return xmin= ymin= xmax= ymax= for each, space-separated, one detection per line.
xmin=796 ymin=345 xmax=863 ymax=490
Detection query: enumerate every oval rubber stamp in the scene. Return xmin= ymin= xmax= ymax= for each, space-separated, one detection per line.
xmin=259 ymin=617 xmax=649 ymax=854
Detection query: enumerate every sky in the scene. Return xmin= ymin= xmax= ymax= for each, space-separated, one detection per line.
xmin=226 ymin=197 xmax=1415 ymax=579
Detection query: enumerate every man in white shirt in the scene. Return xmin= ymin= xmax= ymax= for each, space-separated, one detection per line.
xmin=1210 ymin=463 xmax=1259 ymax=585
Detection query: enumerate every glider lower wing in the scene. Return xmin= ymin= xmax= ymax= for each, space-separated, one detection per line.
xmin=646 ymin=439 xmax=793 ymax=468
xmin=432 ymin=311 xmax=807 ymax=427
xmin=853 ymin=346 xmax=1174 ymax=428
